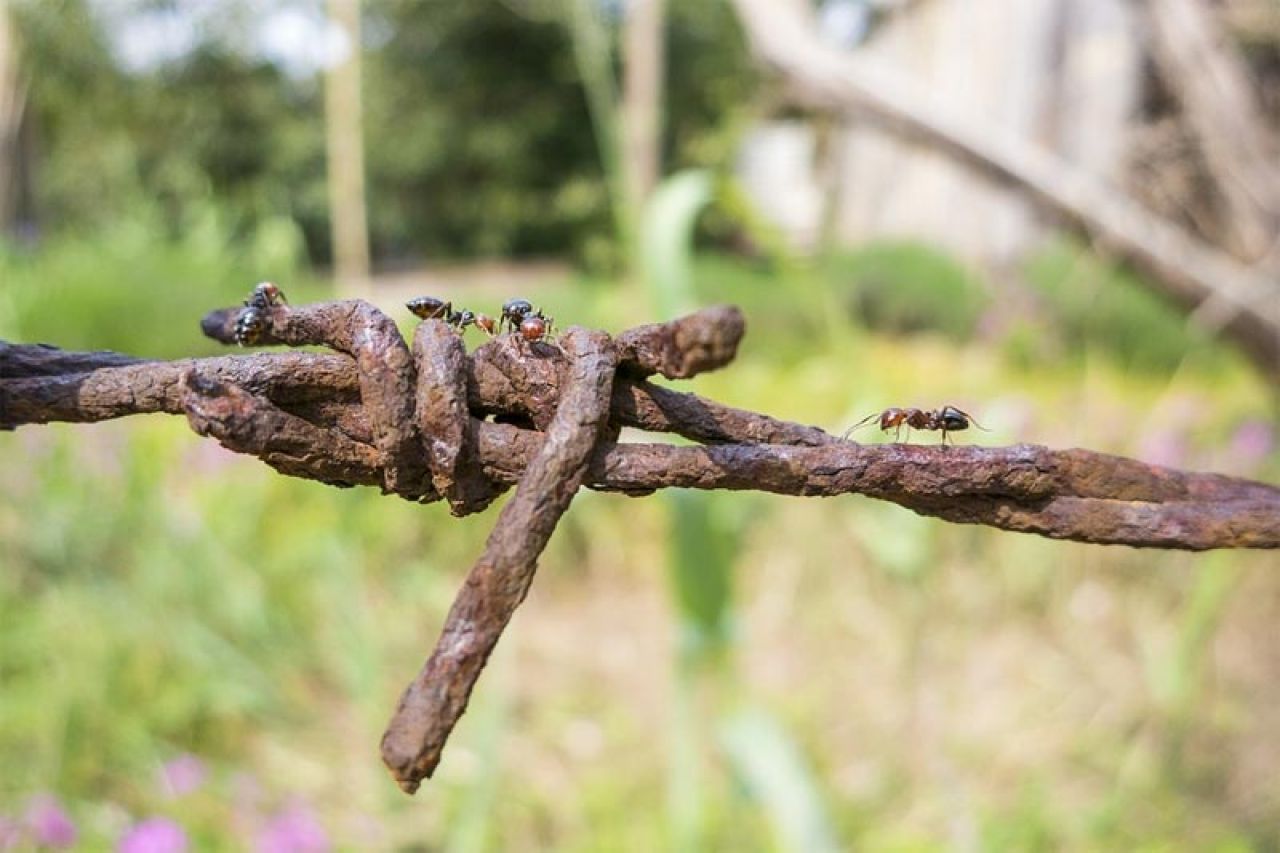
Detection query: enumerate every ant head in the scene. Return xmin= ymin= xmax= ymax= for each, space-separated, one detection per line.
xmin=502 ymin=298 xmax=533 ymax=318
xmin=255 ymin=282 xmax=285 ymax=304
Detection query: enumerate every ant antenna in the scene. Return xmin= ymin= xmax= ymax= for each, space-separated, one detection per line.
xmin=951 ymin=407 xmax=990 ymax=431
xmin=840 ymin=412 xmax=880 ymax=440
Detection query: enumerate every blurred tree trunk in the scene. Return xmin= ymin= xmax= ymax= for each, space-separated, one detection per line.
xmin=325 ymin=0 xmax=371 ymax=296
xmin=0 ymin=0 xmax=25 ymax=235
xmin=1145 ymin=0 xmax=1280 ymax=263
xmin=622 ymin=0 xmax=666 ymax=219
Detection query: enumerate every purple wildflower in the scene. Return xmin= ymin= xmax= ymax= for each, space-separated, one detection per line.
xmin=24 ymin=795 xmax=77 ymax=849
xmin=118 ymin=818 xmax=188 ymax=853
xmin=1230 ymin=419 xmax=1275 ymax=463
xmin=159 ymin=754 xmax=206 ymax=798
xmin=255 ymin=803 xmax=330 ymax=853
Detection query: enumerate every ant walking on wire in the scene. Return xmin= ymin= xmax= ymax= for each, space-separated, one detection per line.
xmin=406 ymin=297 xmax=497 ymax=336
xmin=499 ymin=297 xmax=556 ymax=345
xmin=843 ymin=405 xmax=988 ymax=445
xmin=407 ymin=295 xmax=552 ymax=343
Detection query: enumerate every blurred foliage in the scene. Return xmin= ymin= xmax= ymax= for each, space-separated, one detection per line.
xmin=1021 ymin=237 xmax=1221 ymax=373
xmin=829 ymin=242 xmax=991 ymax=342
xmin=12 ymin=0 xmax=756 ymax=267
xmin=0 ymin=203 xmax=321 ymax=358
xmin=646 ymin=167 xmax=836 ymax=851
xmin=13 ymin=0 xmax=325 ymax=250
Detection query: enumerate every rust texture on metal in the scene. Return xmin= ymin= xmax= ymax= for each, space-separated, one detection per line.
xmin=411 ymin=320 xmax=504 ymax=515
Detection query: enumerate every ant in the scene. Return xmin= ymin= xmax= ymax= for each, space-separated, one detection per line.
xmin=406 ymin=296 xmax=452 ymax=321
xmin=518 ymin=313 xmax=554 ymax=344
xmin=247 ymin=281 xmax=287 ymax=310
xmin=499 ymin=297 xmax=555 ymax=344
xmin=843 ymin=405 xmax=987 ymax=445
xmin=235 ymin=281 xmax=287 ymax=346
xmin=499 ymin=298 xmax=534 ymax=334
xmin=406 ymin=297 xmax=496 ymax=336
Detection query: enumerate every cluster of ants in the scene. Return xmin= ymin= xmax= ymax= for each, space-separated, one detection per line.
xmin=405 ymin=296 xmax=554 ymax=344
xmin=233 ymin=283 xmax=986 ymax=445
xmin=231 ymin=284 xmax=554 ymax=347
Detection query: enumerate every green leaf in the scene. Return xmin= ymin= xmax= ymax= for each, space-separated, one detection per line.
xmin=719 ymin=706 xmax=839 ymax=853
xmin=642 ymin=169 xmax=715 ymax=318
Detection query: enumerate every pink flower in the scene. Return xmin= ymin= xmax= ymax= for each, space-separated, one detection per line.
xmin=24 ymin=795 xmax=76 ymax=849
xmin=255 ymin=803 xmax=329 ymax=853
xmin=1136 ymin=430 xmax=1187 ymax=469
xmin=159 ymin=754 xmax=206 ymax=798
xmin=118 ymin=818 xmax=188 ymax=853
xmin=1230 ymin=419 xmax=1275 ymax=463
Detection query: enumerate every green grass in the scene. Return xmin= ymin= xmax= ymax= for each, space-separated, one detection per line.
xmin=2 ymin=234 xmax=1278 ymax=849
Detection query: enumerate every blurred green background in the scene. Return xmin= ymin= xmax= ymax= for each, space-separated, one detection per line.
xmin=2 ymin=1 xmax=1279 ymax=850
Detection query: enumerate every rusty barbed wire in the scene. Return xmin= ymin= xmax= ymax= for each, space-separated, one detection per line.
xmin=3 ymin=295 xmax=1279 ymax=793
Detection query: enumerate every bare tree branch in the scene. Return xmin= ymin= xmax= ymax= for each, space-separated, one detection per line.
xmin=1146 ymin=0 xmax=1280 ymax=260
xmin=728 ymin=0 xmax=1280 ymax=378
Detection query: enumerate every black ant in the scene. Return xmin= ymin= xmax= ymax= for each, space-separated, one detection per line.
xmin=235 ymin=282 xmax=287 ymax=346
xmin=406 ymin=297 xmax=495 ymax=336
xmin=498 ymin=297 xmax=555 ymax=344
xmin=843 ymin=405 xmax=987 ymax=445
xmin=499 ymin=298 xmax=534 ymax=334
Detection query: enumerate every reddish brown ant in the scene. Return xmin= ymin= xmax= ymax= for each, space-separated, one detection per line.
xmin=843 ymin=405 xmax=987 ymax=445
xmin=518 ymin=313 xmax=555 ymax=344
